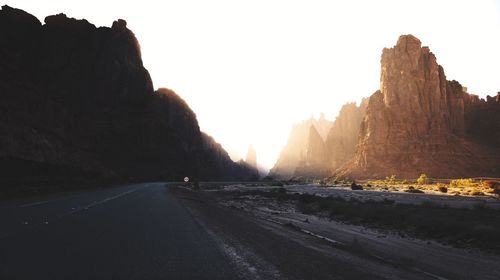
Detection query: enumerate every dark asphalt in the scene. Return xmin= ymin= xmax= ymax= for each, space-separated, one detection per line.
xmin=0 ymin=183 xmax=240 ymax=280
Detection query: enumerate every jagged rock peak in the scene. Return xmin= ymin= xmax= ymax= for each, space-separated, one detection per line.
xmin=44 ymin=13 xmax=96 ymax=30
xmin=112 ymin=19 xmax=127 ymax=30
xmin=319 ymin=112 xmax=326 ymax=121
xmin=395 ymin=34 xmax=422 ymax=50
xmin=246 ymin=145 xmax=257 ymax=169
xmin=334 ymin=35 xmax=500 ymax=179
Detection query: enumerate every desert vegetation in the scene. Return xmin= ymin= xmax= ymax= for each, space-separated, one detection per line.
xmin=336 ymin=175 xmax=500 ymax=197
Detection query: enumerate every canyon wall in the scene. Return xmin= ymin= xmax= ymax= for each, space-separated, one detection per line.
xmin=269 ymin=114 xmax=332 ymax=179
xmin=270 ymin=101 xmax=367 ymax=180
xmin=336 ymin=35 xmax=500 ymax=179
xmin=325 ymin=100 xmax=367 ymax=171
xmin=272 ymin=34 xmax=500 ymax=180
xmin=0 ymin=6 xmax=255 ymax=188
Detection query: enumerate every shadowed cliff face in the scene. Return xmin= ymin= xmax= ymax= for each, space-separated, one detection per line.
xmin=336 ymin=35 xmax=500 ymax=179
xmin=0 ymin=6 xmax=255 ymax=188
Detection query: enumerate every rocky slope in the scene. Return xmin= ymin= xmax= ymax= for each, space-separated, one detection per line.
xmin=336 ymin=35 xmax=500 ymax=179
xmin=269 ymin=114 xmax=332 ymax=179
xmin=0 ymin=6 xmax=255 ymax=189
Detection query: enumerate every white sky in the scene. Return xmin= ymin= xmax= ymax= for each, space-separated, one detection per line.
xmin=7 ymin=0 xmax=500 ymax=171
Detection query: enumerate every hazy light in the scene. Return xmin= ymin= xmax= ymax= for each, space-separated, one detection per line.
xmin=10 ymin=0 xmax=500 ymax=171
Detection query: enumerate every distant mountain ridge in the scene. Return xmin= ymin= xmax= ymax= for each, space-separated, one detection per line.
xmin=0 ymin=5 xmax=255 ymax=189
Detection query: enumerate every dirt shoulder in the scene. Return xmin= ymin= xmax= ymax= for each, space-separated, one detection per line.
xmin=169 ymin=185 xmax=498 ymax=280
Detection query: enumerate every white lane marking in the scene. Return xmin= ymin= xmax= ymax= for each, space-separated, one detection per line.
xmin=1 ymin=185 xmax=147 ymax=240
xmin=18 ymin=185 xmax=143 ymax=208
xmin=59 ymin=188 xmax=141 ymax=218
xmin=19 ymin=198 xmax=65 ymax=208
xmin=52 ymin=187 xmax=141 ymax=218
xmin=413 ymin=268 xmax=450 ymax=280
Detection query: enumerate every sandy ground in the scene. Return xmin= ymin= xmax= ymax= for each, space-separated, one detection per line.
xmin=210 ymin=183 xmax=500 ymax=209
xmin=176 ymin=183 xmax=500 ymax=280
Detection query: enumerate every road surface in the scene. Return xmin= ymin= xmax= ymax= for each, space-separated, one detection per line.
xmin=0 ymin=183 xmax=239 ymax=280
xmin=5 ymin=182 xmax=493 ymax=280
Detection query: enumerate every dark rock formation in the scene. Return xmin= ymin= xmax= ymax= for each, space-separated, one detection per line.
xmin=336 ymin=35 xmax=500 ymax=179
xmin=269 ymin=115 xmax=332 ymax=179
xmin=243 ymin=145 xmax=259 ymax=179
xmin=0 ymin=6 xmax=255 ymax=189
xmin=464 ymin=92 xmax=500 ymax=148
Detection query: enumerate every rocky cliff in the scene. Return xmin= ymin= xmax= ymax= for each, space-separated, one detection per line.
xmin=269 ymin=114 xmax=332 ymax=179
xmin=294 ymin=125 xmax=330 ymax=178
xmin=245 ymin=145 xmax=257 ymax=170
xmin=0 ymin=6 xmax=255 ymax=189
xmin=336 ymin=35 xmax=500 ymax=179
xmin=270 ymin=102 xmax=368 ymax=180
xmin=243 ymin=145 xmax=259 ymax=179
xmin=325 ymin=99 xmax=367 ymax=170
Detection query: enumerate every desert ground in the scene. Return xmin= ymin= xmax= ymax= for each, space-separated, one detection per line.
xmin=173 ymin=182 xmax=500 ymax=280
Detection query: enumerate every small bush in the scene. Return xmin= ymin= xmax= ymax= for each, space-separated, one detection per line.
xmin=472 ymin=191 xmax=485 ymax=196
xmin=386 ymin=175 xmax=397 ymax=185
xmin=484 ymin=180 xmax=500 ymax=190
xmin=438 ymin=186 xmax=448 ymax=193
xmin=417 ymin=174 xmax=427 ymax=185
xmin=350 ymin=183 xmax=363 ymax=190
xmin=450 ymin=178 xmax=479 ymax=188
xmin=405 ymin=189 xmax=424 ymax=194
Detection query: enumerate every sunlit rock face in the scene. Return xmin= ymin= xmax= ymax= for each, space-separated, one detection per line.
xmin=0 ymin=6 xmax=256 ymax=186
xmin=294 ymin=126 xmax=330 ymax=178
xmin=269 ymin=115 xmax=332 ymax=179
xmin=336 ymin=35 xmax=500 ymax=179
xmin=271 ymin=102 xmax=367 ymax=180
xmin=245 ymin=145 xmax=257 ymax=170
xmin=325 ymin=100 xmax=367 ymax=171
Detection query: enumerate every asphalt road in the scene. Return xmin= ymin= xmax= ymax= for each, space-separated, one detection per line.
xmin=0 ymin=183 xmax=240 ymax=280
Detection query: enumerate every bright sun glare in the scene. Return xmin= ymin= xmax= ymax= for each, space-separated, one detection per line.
xmin=10 ymin=0 xmax=500 ymax=171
